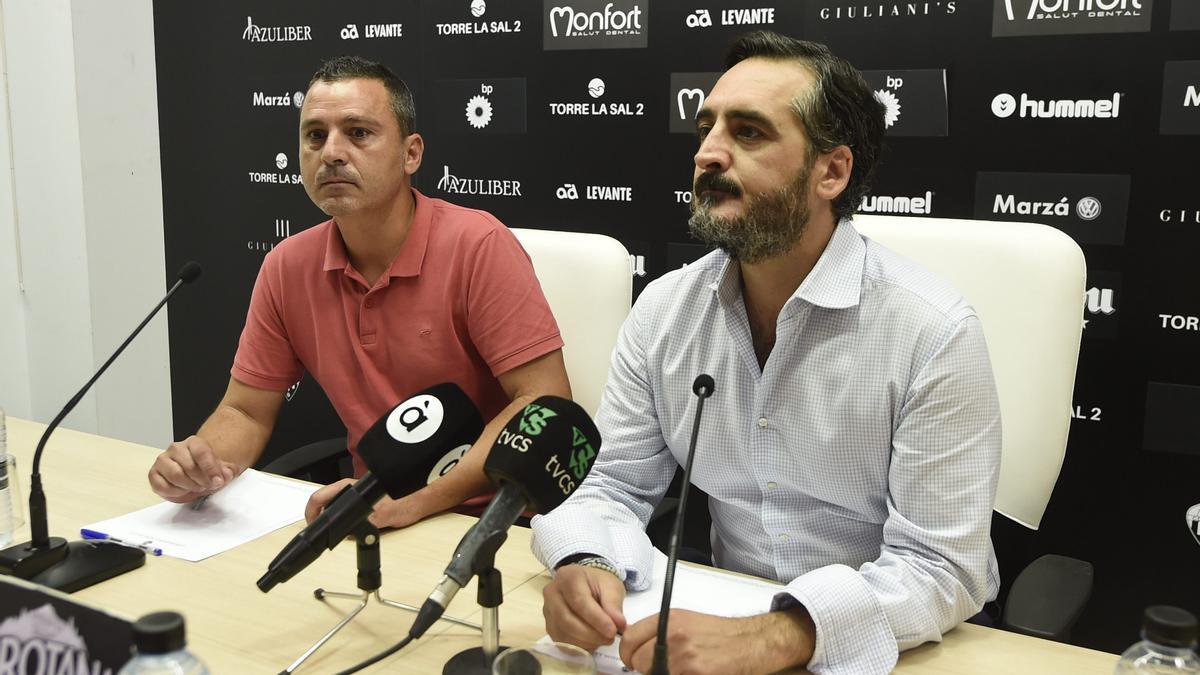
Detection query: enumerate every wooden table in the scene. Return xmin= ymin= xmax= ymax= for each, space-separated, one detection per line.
xmin=3 ymin=419 xmax=1119 ymax=673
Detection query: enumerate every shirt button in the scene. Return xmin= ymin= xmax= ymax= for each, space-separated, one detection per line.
xmin=778 ymin=533 xmax=789 ymax=542
xmin=757 ymin=417 xmax=768 ymax=428
xmin=766 ymin=481 xmax=777 ymax=490
xmin=364 ymin=298 xmax=375 ymax=308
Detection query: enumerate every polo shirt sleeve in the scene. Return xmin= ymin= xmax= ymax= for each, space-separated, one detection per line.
xmin=231 ymin=253 xmax=304 ymax=391
xmin=464 ymin=226 xmax=564 ymax=377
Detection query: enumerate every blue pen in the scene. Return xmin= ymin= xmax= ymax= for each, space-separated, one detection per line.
xmin=80 ymin=529 xmax=163 ymax=556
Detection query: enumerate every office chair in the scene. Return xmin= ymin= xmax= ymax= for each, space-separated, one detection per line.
xmin=510 ymin=227 xmax=633 ymax=417
xmin=651 ymin=215 xmax=1091 ymax=641
xmin=854 ymin=214 xmax=1091 ymax=641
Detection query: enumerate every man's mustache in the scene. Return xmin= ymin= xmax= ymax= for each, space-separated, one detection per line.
xmin=694 ymin=172 xmax=742 ymax=198
xmin=317 ymin=167 xmax=357 ymax=184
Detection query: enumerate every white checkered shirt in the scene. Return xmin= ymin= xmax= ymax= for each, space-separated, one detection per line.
xmin=531 ymin=220 xmax=1002 ymax=674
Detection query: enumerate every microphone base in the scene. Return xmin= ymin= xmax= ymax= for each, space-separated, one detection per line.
xmin=443 ymin=646 xmax=511 ymax=675
xmin=0 ymin=537 xmax=145 ymax=593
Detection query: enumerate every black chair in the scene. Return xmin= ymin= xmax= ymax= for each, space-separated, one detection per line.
xmin=259 ymin=436 xmax=351 ymax=485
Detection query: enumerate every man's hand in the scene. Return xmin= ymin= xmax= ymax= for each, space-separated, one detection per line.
xmin=543 ymin=564 xmax=628 ymax=652
xmin=619 ymin=608 xmax=815 ymax=675
xmin=304 ymin=479 xmax=430 ymax=530
xmin=148 ymin=435 xmax=240 ymax=503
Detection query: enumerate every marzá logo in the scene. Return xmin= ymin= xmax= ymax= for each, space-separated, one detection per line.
xmin=1076 ymin=196 xmax=1102 ymax=220
xmin=242 ymin=16 xmax=312 ymax=43
xmin=992 ymin=194 xmax=1101 ymax=218
xmin=519 ymin=403 xmax=558 ymax=435
xmin=252 ymin=91 xmax=304 ymax=108
xmin=991 ymin=92 xmax=1122 ymax=119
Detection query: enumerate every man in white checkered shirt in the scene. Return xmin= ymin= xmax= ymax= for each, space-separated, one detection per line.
xmin=531 ymin=31 xmax=1002 ymax=675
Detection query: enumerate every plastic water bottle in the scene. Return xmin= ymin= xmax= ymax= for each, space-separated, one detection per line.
xmin=118 ymin=611 xmax=210 ymax=675
xmin=1114 ymin=605 xmax=1200 ymax=674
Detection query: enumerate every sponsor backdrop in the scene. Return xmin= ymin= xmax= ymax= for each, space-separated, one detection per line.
xmin=154 ymin=0 xmax=1199 ymax=652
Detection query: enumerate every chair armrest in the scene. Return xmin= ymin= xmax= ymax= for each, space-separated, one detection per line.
xmin=1002 ymin=553 xmax=1094 ymax=642
xmin=259 ymin=437 xmax=349 ymax=484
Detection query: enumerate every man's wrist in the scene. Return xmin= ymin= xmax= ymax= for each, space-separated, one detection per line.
xmin=556 ymin=553 xmax=619 ymax=579
xmin=758 ymin=606 xmax=816 ymax=670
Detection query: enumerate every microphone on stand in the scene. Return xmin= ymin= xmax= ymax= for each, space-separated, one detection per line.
xmin=257 ymin=382 xmax=483 ymax=592
xmin=409 ymin=395 xmax=602 ymax=640
xmin=0 ymin=262 xmax=203 ymax=593
xmin=649 ymin=374 xmax=715 ymax=675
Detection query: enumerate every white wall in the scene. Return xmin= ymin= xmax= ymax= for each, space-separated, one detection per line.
xmin=0 ymin=0 xmax=172 ymax=448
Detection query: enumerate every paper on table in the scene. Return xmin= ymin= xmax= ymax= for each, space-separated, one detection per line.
xmin=538 ymin=548 xmax=785 ymax=674
xmin=81 ymin=469 xmax=319 ymax=562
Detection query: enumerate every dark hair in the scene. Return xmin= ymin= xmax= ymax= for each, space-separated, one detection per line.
xmin=308 ymin=55 xmax=416 ymax=135
xmin=726 ymin=31 xmax=885 ymax=222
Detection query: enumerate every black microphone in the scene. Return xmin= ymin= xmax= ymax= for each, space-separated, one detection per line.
xmin=0 ymin=262 xmax=203 ymax=593
xmin=408 ymin=395 xmax=602 ymax=639
xmin=257 ymin=383 xmax=483 ymax=592
xmin=650 ymin=374 xmax=715 ymax=675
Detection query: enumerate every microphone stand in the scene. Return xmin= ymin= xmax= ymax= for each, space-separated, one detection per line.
xmin=649 ymin=374 xmax=715 ymax=675
xmin=0 ymin=263 xmax=201 ymax=593
xmin=282 ymin=522 xmax=480 ymax=674
xmin=442 ymin=529 xmax=509 ymax=675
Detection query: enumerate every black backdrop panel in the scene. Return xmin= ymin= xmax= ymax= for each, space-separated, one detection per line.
xmin=154 ymin=0 xmax=1200 ymax=653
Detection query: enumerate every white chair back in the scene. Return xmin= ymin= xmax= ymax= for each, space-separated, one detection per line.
xmin=853 ymin=215 xmax=1086 ymax=529
xmin=511 ymin=228 xmax=633 ymax=418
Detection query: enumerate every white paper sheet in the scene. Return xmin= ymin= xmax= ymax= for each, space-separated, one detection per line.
xmin=81 ymin=469 xmax=318 ymax=562
xmin=538 ymin=549 xmax=785 ymax=674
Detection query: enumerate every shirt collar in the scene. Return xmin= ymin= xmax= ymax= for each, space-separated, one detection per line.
xmin=321 ymin=188 xmax=433 ymax=279
xmin=710 ymin=218 xmax=865 ymax=311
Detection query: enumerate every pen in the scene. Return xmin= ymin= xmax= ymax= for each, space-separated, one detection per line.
xmin=80 ymin=529 xmax=164 ymax=556
xmin=189 ymin=494 xmax=209 ymax=511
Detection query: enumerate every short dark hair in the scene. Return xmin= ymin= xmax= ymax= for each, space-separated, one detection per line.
xmin=308 ymin=55 xmax=416 ymax=135
xmin=726 ymin=31 xmax=885 ymax=222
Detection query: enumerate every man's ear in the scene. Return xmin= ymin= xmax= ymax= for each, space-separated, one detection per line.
xmin=403 ymin=132 xmax=425 ymax=176
xmin=813 ymin=145 xmax=853 ymax=204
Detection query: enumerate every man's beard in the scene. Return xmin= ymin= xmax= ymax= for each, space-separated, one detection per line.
xmin=687 ymin=165 xmax=811 ymax=264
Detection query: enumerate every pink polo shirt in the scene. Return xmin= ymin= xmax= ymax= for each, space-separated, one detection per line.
xmin=232 ymin=189 xmax=563 ymax=478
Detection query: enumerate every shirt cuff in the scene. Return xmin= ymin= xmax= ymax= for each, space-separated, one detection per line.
xmin=773 ymin=564 xmax=898 ymax=675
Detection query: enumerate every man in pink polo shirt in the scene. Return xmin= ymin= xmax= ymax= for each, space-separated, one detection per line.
xmin=146 ymin=56 xmax=570 ymax=529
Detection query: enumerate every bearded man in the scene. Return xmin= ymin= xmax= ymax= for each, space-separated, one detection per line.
xmin=531 ymin=32 xmax=1002 ymax=675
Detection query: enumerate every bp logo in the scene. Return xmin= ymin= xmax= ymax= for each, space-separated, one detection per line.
xmin=1188 ymin=503 xmax=1200 ymax=547
xmin=518 ymin=403 xmax=558 ymax=435
xmin=1076 ymin=196 xmax=1102 ymax=221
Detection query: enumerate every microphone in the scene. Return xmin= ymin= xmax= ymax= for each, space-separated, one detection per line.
xmin=0 ymin=262 xmax=203 ymax=593
xmin=649 ymin=374 xmax=715 ymax=675
xmin=409 ymin=395 xmax=601 ymax=639
xmin=257 ymin=383 xmax=483 ymax=592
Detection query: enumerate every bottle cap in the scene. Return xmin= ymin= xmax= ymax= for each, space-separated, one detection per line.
xmin=131 ymin=611 xmax=187 ymax=654
xmin=1142 ymin=605 xmax=1198 ymax=648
